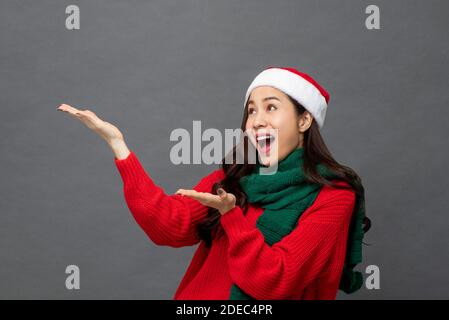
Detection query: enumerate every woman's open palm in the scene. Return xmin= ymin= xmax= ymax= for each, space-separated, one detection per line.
xmin=57 ymin=103 xmax=123 ymax=143
xmin=176 ymin=188 xmax=236 ymax=215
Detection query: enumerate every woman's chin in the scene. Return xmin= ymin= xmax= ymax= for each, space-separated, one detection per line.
xmin=257 ymin=152 xmax=279 ymax=169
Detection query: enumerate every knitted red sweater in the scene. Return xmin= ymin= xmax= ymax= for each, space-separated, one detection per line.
xmin=114 ymin=150 xmax=356 ymax=300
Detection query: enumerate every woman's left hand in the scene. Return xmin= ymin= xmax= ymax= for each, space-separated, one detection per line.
xmin=175 ymin=187 xmax=236 ymax=215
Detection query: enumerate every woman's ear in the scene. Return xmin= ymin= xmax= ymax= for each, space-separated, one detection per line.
xmin=298 ymin=111 xmax=314 ymax=133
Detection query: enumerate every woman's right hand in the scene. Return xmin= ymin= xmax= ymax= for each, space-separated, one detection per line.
xmin=57 ymin=103 xmax=130 ymax=159
xmin=57 ymin=103 xmax=124 ymax=143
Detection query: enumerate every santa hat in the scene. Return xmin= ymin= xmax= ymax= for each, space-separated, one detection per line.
xmin=244 ymin=66 xmax=330 ymax=128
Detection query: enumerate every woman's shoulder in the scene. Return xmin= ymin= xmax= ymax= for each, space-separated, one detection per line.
xmin=301 ymin=179 xmax=356 ymax=222
xmin=320 ymin=179 xmax=356 ymax=200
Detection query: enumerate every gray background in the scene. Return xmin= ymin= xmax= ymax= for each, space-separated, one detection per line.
xmin=1 ymin=0 xmax=448 ymax=299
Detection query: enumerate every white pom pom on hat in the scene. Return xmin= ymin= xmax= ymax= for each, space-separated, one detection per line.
xmin=244 ymin=66 xmax=330 ymax=128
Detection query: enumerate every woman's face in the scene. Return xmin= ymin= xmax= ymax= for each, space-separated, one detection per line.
xmin=244 ymin=86 xmax=311 ymax=167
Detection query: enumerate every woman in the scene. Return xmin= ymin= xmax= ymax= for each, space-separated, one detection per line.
xmin=57 ymin=66 xmax=371 ymax=300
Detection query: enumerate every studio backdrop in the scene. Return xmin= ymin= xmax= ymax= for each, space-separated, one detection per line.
xmin=0 ymin=0 xmax=448 ymax=299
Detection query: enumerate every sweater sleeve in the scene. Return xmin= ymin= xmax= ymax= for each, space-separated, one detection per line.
xmin=114 ymin=150 xmax=224 ymax=248
xmin=219 ymin=184 xmax=356 ymax=300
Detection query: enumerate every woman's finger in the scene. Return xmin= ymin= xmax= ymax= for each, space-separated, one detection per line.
xmin=57 ymin=103 xmax=80 ymax=115
xmin=57 ymin=104 xmax=98 ymax=121
xmin=176 ymin=189 xmax=213 ymax=202
xmin=58 ymin=104 xmax=100 ymax=128
xmin=217 ymin=188 xmax=236 ymax=206
xmin=82 ymin=109 xmax=101 ymax=120
xmin=217 ymin=188 xmax=227 ymax=199
xmin=57 ymin=104 xmax=86 ymax=121
xmin=176 ymin=189 xmax=220 ymax=207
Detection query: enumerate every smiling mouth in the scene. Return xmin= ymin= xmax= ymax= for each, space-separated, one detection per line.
xmin=256 ymin=134 xmax=275 ymax=154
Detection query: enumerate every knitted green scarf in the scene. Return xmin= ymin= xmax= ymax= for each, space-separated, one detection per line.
xmin=229 ymin=147 xmax=366 ymax=299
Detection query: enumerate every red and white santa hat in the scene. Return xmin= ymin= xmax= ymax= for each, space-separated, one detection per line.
xmin=244 ymin=66 xmax=330 ymax=128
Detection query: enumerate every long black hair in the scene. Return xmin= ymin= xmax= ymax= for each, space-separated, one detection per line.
xmin=196 ymin=94 xmax=372 ymax=247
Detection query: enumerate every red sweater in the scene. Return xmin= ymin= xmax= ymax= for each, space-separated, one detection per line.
xmin=114 ymin=150 xmax=356 ymax=300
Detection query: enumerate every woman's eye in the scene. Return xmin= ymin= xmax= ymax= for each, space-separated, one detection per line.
xmin=248 ymin=105 xmax=276 ymax=115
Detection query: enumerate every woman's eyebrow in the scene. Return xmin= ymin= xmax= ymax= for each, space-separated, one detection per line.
xmin=248 ymin=96 xmax=280 ymax=105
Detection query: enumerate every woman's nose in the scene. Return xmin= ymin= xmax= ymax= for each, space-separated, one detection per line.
xmin=253 ymin=112 xmax=268 ymax=128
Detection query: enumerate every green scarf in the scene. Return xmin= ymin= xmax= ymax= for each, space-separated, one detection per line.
xmin=229 ymin=147 xmax=366 ymax=299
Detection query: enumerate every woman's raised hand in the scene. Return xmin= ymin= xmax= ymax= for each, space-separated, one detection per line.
xmin=57 ymin=103 xmax=130 ymax=159
xmin=57 ymin=103 xmax=123 ymax=143
xmin=175 ymin=187 xmax=236 ymax=216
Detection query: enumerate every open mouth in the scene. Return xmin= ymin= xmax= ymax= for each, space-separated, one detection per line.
xmin=256 ymin=134 xmax=275 ymax=154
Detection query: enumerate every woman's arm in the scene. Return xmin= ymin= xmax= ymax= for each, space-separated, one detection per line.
xmin=115 ymin=151 xmax=224 ymax=248
xmin=108 ymin=138 xmax=131 ymax=160
xmin=56 ymin=104 xmax=220 ymax=247
xmin=219 ymin=184 xmax=356 ymax=299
